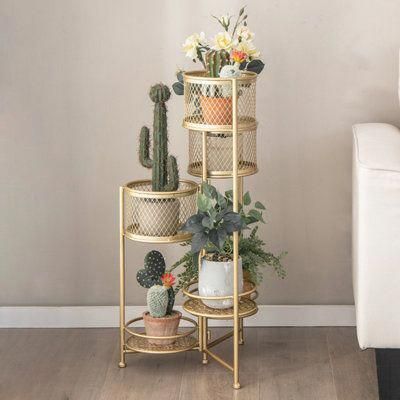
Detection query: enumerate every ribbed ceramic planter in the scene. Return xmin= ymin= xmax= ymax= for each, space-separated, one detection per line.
xmin=199 ymin=257 xmax=243 ymax=309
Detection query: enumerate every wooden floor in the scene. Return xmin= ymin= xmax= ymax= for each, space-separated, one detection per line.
xmin=0 ymin=327 xmax=378 ymax=400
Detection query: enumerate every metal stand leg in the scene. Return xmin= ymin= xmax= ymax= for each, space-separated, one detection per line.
xmin=202 ymin=317 xmax=209 ymax=364
xmin=239 ymin=318 xmax=244 ymax=345
xmin=119 ymin=187 xmax=126 ymax=368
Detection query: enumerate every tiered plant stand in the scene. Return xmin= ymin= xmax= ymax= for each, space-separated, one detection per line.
xmin=118 ymin=70 xmax=259 ymax=390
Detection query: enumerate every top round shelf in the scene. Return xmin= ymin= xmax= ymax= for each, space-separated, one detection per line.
xmin=183 ymin=71 xmax=257 ymax=132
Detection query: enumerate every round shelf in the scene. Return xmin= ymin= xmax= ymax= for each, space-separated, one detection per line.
xmin=126 ymin=335 xmax=197 ymax=354
xmin=188 ymin=129 xmax=257 ymax=178
xmin=183 ymin=116 xmax=257 ymax=133
xmin=122 ymin=179 xmax=198 ymax=243
xmin=124 ymin=315 xmax=198 ymax=354
xmin=183 ymin=297 xmax=258 ymax=320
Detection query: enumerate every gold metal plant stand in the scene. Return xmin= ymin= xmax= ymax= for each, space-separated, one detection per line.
xmin=118 ymin=70 xmax=258 ymax=390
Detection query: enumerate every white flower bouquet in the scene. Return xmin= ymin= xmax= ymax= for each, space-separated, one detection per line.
xmin=173 ymin=6 xmax=265 ymax=96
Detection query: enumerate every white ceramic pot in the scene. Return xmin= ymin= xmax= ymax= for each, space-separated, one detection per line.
xmin=137 ymin=198 xmax=180 ymax=237
xmin=199 ymin=257 xmax=243 ymax=309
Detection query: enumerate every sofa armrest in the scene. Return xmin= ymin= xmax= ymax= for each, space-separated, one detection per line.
xmin=353 ymin=123 xmax=400 ymax=349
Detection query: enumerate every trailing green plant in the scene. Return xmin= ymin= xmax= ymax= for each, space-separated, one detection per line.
xmin=137 ymin=251 xmax=175 ymax=314
xmin=169 ymin=183 xmax=286 ymax=289
xmin=139 ymin=83 xmax=179 ymax=191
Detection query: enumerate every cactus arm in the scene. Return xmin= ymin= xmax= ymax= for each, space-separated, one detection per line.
xmin=215 ymin=51 xmax=221 ymax=77
xmin=164 ymin=155 xmax=179 ymax=191
xmin=166 ymin=287 xmax=175 ymax=315
xmin=139 ymin=126 xmax=153 ymax=168
xmin=209 ymin=53 xmax=215 ymax=77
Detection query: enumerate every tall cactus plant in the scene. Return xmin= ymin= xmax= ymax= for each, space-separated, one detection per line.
xmin=139 ymin=84 xmax=179 ymax=192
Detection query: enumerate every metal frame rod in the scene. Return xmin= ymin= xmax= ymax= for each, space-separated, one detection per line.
xmin=119 ymin=187 xmax=126 ymax=368
xmin=205 ymin=349 xmax=234 ymax=372
xmin=232 ymin=77 xmax=240 ymax=389
xmin=208 ymin=330 xmax=234 ymax=349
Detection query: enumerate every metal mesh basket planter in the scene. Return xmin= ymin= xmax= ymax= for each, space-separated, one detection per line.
xmin=123 ymin=180 xmax=198 ymax=243
xmin=188 ymin=129 xmax=257 ymax=178
xmin=183 ymin=71 xmax=257 ymax=132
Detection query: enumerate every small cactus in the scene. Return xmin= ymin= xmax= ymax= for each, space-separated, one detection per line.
xmin=139 ymin=84 xmax=179 ymax=192
xmin=205 ymin=49 xmax=230 ymax=77
xmin=147 ymin=285 xmax=168 ymax=318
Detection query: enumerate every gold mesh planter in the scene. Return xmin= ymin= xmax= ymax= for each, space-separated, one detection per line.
xmin=188 ymin=129 xmax=257 ymax=178
xmin=183 ymin=71 xmax=257 ymax=132
xmin=122 ymin=179 xmax=198 ymax=243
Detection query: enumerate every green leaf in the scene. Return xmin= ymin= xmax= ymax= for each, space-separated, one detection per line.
xmin=225 ymin=189 xmax=233 ymax=199
xmin=197 ymin=193 xmax=212 ymax=212
xmin=243 ymin=191 xmax=251 ymax=206
xmin=201 ymin=216 xmax=214 ymax=229
xmin=172 ymin=81 xmax=184 ymax=95
xmin=182 ymin=214 xmax=204 ymax=233
xmin=202 ymin=183 xmax=217 ymax=199
xmin=217 ymin=192 xmax=227 ymax=208
xmin=217 ymin=228 xmax=227 ymax=248
xmin=176 ymin=71 xmax=184 ymax=83
xmin=255 ymin=201 xmax=266 ymax=210
xmin=208 ymin=229 xmax=220 ymax=249
xmin=248 ymin=209 xmax=265 ymax=223
xmin=191 ymin=232 xmax=208 ymax=253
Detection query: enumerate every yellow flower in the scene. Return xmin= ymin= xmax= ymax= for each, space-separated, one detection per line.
xmin=213 ymin=31 xmax=235 ymax=51
xmin=182 ymin=32 xmax=206 ymax=59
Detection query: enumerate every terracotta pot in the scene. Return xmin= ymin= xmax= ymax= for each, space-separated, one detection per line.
xmin=137 ymin=198 xmax=180 ymax=237
xmin=200 ymin=96 xmax=232 ymax=125
xmin=143 ymin=310 xmax=182 ymax=345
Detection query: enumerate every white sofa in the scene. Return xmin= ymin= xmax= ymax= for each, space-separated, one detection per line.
xmin=352 ymin=122 xmax=400 ymax=350
xmin=353 ymin=67 xmax=400 ymax=398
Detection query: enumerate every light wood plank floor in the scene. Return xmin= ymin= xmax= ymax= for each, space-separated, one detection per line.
xmin=0 ymin=327 xmax=378 ymax=400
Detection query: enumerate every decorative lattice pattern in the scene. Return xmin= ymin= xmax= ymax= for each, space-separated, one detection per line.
xmin=183 ymin=71 xmax=257 ymax=130
xmin=188 ymin=130 xmax=257 ymax=178
xmin=126 ymin=335 xmax=197 ymax=354
xmin=123 ymin=180 xmax=198 ymax=242
xmin=183 ymin=298 xmax=258 ymax=320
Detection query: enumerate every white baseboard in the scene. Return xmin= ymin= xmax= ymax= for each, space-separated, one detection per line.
xmin=0 ymin=305 xmax=355 ymax=328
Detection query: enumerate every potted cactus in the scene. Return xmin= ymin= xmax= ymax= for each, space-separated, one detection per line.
xmin=137 ymin=83 xmax=180 ymax=236
xmin=137 ymin=251 xmax=181 ymax=345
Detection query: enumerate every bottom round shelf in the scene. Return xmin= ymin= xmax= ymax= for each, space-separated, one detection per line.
xmin=126 ymin=335 xmax=197 ymax=354
xmin=183 ymin=297 xmax=258 ymax=320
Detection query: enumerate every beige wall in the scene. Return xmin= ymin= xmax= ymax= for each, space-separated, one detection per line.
xmin=1 ymin=0 xmax=399 ymax=306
